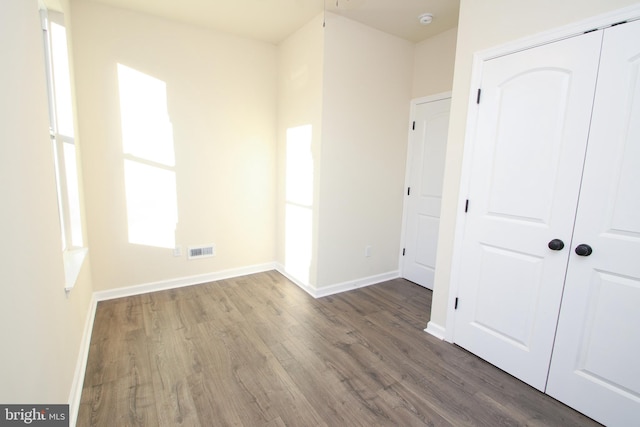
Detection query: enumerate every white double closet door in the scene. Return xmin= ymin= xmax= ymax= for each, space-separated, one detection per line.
xmin=453 ymin=20 xmax=640 ymax=426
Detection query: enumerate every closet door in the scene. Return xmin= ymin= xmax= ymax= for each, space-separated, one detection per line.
xmin=546 ymin=20 xmax=640 ymax=426
xmin=452 ymin=31 xmax=603 ymax=391
xmin=403 ymin=97 xmax=450 ymax=289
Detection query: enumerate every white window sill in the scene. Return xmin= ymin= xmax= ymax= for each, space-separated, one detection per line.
xmin=63 ymin=248 xmax=88 ymax=292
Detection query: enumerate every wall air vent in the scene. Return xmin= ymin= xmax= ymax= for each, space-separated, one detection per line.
xmin=188 ymin=244 xmax=215 ymax=260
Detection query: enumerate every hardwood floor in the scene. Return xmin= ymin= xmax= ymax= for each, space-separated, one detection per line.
xmin=78 ymin=271 xmax=599 ymax=426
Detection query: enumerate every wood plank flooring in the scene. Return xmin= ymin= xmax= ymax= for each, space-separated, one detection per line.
xmin=77 ymin=271 xmax=600 ymax=426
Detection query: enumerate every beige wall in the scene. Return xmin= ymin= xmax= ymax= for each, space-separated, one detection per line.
xmin=68 ymin=0 xmax=454 ymax=296
xmin=0 ymin=0 xmax=94 ymax=407
xmin=278 ymin=12 xmax=420 ymax=290
xmin=412 ymin=27 xmax=457 ymax=98
xmin=277 ymin=14 xmax=325 ymax=287
xmin=71 ymin=1 xmax=277 ymax=291
xmin=432 ymin=0 xmax=640 ymax=329
xmin=317 ymin=14 xmax=414 ymax=287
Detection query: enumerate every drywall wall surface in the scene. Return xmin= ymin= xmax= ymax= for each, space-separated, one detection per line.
xmin=412 ymin=27 xmax=457 ymax=98
xmin=277 ymin=14 xmax=325 ymax=287
xmin=317 ymin=13 xmax=413 ymax=288
xmin=431 ymin=0 xmax=640 ymax=329
xmin=72 ymin=1 xmax=277 ymax=291
xmin=0 ymin=0 xmax=94 ymax=406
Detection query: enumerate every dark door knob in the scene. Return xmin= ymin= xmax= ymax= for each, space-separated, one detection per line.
xmin=575 ymin=244 xmax=593 ymax=256
xmin=548 ymin=239 xmax=565 ymax=251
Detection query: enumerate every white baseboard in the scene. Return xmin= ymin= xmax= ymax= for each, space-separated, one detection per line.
xmin=274 ymin=264 xmax=318 ymax=297
xmin=424 ymin=321 xmax=446 ymax=340
xmin=314 ymin=270 xmax=400 ymax=298
xmin=93 ymin=262 xmax=276 ymax=301
xmin=68 ymin=294 xmax=98 ymax=427
xmin=275 ymin=265 xmax=400 ymax=299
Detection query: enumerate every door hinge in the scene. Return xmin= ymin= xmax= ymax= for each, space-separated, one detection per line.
xmin=454 ymin=297 xmax=459 ymax=310
xmin=402 ymin=248 xmax=406 ymax=256
xmin=407 ymin=187 xmax=411 ymax=196
xmin=465 ymin=199 xmax=469 ymax=213
xmin=476 ymin=88 xmax=482 ymax=104
xmin=412 ymin=121 xmax=415 ymax=130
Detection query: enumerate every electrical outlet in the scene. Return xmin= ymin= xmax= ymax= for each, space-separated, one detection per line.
xmin=365 ymin=245 xmax=372 ymax=257
xmin=173 ymin=245 xmax=182 ymax=257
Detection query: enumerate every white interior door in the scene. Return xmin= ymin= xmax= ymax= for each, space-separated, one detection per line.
xmin=453 ymin=32 xmax=603 ymax=391
xmin=402 ymin=97 xmax=450 ymax=289
xmin=546 ymin=20 xmax=640 ymax=426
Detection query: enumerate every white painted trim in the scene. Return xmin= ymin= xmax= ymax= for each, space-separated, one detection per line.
xmin=424 ymin=321 xmax=446 ymax=340
xmin=68 ymin=294 xmax=97 ymax=427
xmin=314 ymin=271 xmax=400 ymax=298
xmin=274 ymin=263 xmax=318 ymax=298
xmin=63 ymin=247 xmax=88 ymax=292
xmin=399 ymin=103 xmax=416 ymax=278
xmin=90 ymin=262 xmax=401 ymax=302
xmin=276 ymin=263 xmax=399 ymax=298
xmin=413 ymin=92 xmax=453 ymax=105
xmin=445 ymin=3 xmax=640 ymax=344
xmin=399 ymin=92 xmax=452 ymax=281
xmin=94 ymin=263 xmax=276 ymax=301
xmin=479 ymin=6 xmax=640 ymax=62
xmin=445 ymin=62 xmax=484 ymax=343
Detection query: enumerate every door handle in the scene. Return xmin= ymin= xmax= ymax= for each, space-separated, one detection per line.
xmin=574 ymin=244 xmax=593 ymax=256
xmin=548 ymin=239 xmax=565 ymax=251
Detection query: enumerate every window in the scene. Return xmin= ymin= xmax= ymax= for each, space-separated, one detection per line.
xmin=41 ymin=9 xmax=86 ymax=289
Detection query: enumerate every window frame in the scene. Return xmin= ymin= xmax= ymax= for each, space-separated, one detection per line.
xmin=41 ymin=8 xmax=82 ymax=250
xmin=40 ymin=7 xmax=87 ymax=290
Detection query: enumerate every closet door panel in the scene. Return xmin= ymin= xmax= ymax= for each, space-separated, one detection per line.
xmin=547 ymin=19 xmax=640 ymax=427
xmin=452 ymin=31 xmax=603 ymax=391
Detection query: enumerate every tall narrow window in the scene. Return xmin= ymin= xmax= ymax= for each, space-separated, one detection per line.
xmin=41 ymin=9 xmax=84 ymax=250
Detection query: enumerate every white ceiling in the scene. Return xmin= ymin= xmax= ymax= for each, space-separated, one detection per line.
xmin=76 ymin=0 xmax=460 ymax=44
